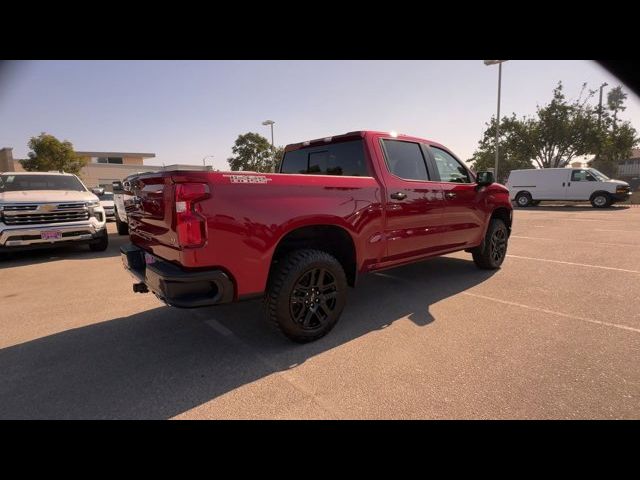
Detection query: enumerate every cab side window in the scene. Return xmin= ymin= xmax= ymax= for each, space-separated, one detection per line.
xmin=381 ymin=139 xmax=430 ymax=181
xmin=430 ymin=147 xmax=471 ymax=183
xmin=572 ymin=170 xmax=596 ymax=182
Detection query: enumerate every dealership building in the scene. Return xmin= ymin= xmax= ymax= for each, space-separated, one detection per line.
xmin=0 ymin=147 xmax=211 ymax=190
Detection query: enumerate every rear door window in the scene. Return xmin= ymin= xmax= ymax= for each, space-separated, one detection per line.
xmin=381 ymin=139 xmax=430 ymax=181
xmin=280 ymin=139 xmax=369 ymax=176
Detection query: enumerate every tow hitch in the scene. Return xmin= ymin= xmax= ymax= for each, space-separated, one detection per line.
xmin=133 ymin=282 xmax=149 ymax=293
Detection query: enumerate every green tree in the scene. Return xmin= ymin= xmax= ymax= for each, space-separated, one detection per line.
xmin=19 ymin=133 xmax=87 ymax=175
xmin=524 ymin=82 xmax=599 ymax=169
xmin=469 ymin=81 xmax=618 ymax=182
xmin=227 ymin=132 xmax=281 ymax=173
xmin=468 ymin=116 xmax=534 ymax=183
xmin=273 ymin=145 xmax=285 ymax=172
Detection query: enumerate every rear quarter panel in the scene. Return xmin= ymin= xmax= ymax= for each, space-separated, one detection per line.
xmin=182 ymin=172 xmax=384 ymax=297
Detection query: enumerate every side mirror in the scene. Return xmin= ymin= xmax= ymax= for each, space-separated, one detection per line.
xmin=91 ymin=187 xmax=105 ymax=196
xmin=476 ymin=171 xmax=495 ymax=186
xmin=112 ymin=181 xmax=124 ymax=193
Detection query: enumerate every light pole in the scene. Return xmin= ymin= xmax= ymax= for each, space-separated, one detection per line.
xmin=484 ymin=60 xmax=508 ymax=181
xmin=596 ymin=82 xmax=608 ymax=161
xmin=202 ymin=155 xmax=214 ymax=168
xmin=262 ymin=120 xmax=276 ymax=172
xmin=597 ymin=82 xmax=608 ymax=130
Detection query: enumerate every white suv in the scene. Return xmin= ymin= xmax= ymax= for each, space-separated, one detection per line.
xmin=0 ymin=171 xmax=108 ymax=252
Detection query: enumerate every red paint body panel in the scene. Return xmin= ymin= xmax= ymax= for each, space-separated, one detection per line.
xmin=127 ymin=131 xmax=512 ymax=299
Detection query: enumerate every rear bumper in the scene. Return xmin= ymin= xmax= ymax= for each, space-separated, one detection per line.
xmin=120 ymin=243 xmax=234 ymax=308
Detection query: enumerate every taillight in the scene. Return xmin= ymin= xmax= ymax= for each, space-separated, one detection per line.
xmin=175 ymin=182 xmax=210 ymax=248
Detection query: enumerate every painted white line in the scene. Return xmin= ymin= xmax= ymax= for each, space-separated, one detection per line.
xmin=205 ymin=318 xmax=234 ymax=337
xmin=203 ymin=318 xmax=343 ymax=418
xmin=506 ymin=254 xmax=640 ymax=274
xmin=511 ymin=235 xmax=640 ymax=248
xmin=462 ymin=291 xmax=640 ymax=334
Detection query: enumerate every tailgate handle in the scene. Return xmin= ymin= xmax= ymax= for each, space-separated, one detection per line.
xmin=390 ymin=192 xmax=407 ymax=200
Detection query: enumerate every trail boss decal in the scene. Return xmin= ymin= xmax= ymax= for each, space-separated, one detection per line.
xmin=223 ymin=174 xmax=272 ymax=184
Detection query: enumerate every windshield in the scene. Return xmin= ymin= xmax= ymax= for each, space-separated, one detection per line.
xmin=0 ymin=174 xmax=87 ymax=192
xmin=588 ymin=168 xmax=610 ymax=181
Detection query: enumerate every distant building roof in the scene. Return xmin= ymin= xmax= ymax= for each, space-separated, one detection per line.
xmin=75 ymin=151 xmax=156 ymax=158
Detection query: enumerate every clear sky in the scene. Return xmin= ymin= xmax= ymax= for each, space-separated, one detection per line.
xmin=1 ymin=60 xmax=639 ymax=170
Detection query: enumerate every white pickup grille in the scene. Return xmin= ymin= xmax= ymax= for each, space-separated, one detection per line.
xmin=2 ymin=203 xmax=89 ymax=225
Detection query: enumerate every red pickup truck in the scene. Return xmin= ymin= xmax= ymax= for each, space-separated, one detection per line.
xmin=121 ymin=131 xmax=512 ymax=342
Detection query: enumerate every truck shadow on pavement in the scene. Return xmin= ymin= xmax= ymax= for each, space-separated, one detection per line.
xmin=0 ymin=227 xmax=126 ymax=268
xmin=0 ymin=256 xmax=495 ymax=419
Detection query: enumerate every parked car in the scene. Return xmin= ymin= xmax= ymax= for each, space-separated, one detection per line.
xmin=95 ymin=191 xmax=115 ymax=220
xmin=120 ymin=131 xmax=512 ymax=342
xmin=506 ymin=168 xmax=632 ymax=208
xmin=0 ymin=171 xmax=108 ymax=252
xmin=112 ymin=173 xmax=148 ymax=235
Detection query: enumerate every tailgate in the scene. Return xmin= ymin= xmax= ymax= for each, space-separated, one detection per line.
xmin=126 ymin=172 xmax=175 ymax=251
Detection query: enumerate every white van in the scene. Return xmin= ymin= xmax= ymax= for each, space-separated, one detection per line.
xmin=506 ymin=168 xmax=632 ymax=208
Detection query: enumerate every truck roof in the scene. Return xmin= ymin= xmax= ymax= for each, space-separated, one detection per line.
xmin=284 ymin=130 xmax=448 ymax=152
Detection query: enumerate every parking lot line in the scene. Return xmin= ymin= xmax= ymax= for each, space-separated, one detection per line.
xmin=461 ymin=292 xmax=640 ymax=334
xmin=203 ymin=318 xmax=344 ymax=419
xmin=506 ymin=254 xmax=640 ymax=274
xmin=511 ymin=235 xmax=640 ymax=248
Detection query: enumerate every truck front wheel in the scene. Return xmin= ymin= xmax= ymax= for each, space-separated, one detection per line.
xmin=590 ymin=192 xmax=612 ymax=208
xmin=471 ymin=218 xmax=508 ymax=269
xmin=89 ymin=229 xmax=109 ymax=252
xmin=265 ymin=249 xmax=347 ymax=343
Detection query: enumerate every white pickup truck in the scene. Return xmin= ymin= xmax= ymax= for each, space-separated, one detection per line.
xmin=0 ymin=171 xmax=108 ymax=252
xmin=112 ymin=174 xmax=142 ymax=235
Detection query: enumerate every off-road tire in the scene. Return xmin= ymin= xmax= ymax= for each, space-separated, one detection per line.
xmin=264 ymin=249 xmax=347 ymax=343
xmin=472 ymin=218 xmax=509 ymax=270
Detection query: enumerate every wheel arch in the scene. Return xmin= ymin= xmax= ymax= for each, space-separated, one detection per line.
xmin=589 ymin=190 xmax=612 ymax=201
xmin=270 ymin=224 xmax=358 ymax=287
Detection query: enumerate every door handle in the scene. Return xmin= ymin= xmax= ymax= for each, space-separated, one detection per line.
xmin=390 ymin=192 xmax=407 ymax=200
xmin=445 ymin=192 xmax=456 ymax=199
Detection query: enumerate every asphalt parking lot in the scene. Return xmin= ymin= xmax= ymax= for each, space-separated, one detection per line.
xmin=1 ymin=205 xmax=639 ymax=419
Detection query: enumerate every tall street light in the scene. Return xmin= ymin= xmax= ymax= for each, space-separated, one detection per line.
xmin=484 ymin=60 xmax=508 ymax=181
xmin=597 ymin=82 xmax=608 ymax=130
xmin=262 ymin=119 xmax=276 ymax=172
xmin=596 ymin=82 xmax=608 ymax=161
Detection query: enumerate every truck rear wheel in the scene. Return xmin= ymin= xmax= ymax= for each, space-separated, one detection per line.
xmin=115 ymin=209 xmax=129 ymax=235
xmin=265 ymin=249 xmax=347 ymax=343
xmin=471 ymin=218 xmax=508 ymax=269
xmin=515 ymin=192 xmax=532 ymax=207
